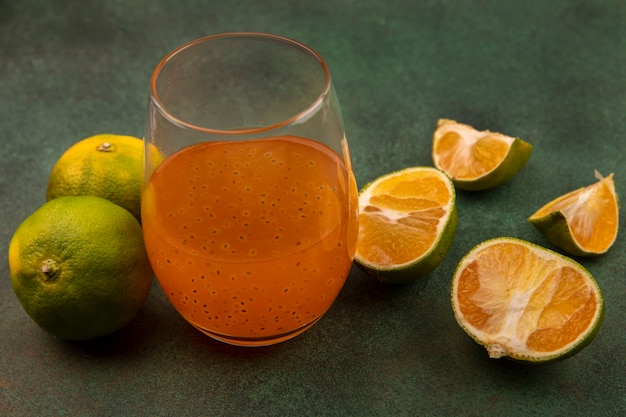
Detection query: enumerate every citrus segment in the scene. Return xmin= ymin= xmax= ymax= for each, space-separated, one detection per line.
xmin=432 ymin=119 xmax=532 ymax=191
xmin=355 ymin=167 xmax=457 ymax=284
xmin=46 ymin=134 xmax=150 ymax=220
xmin=529 ymin=171 xmax=619 ymax=256
xmin=8 ymin=196 xmax=153 ymax=340
xmin=451 ymin=237 xmax=604 ymax=363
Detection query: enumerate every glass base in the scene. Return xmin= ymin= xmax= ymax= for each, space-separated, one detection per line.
xmin=187 ymin=318 xmax=322 ymax=347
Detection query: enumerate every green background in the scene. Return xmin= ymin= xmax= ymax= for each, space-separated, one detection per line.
xmin=1 ymin=0 xmax=624 ymax=415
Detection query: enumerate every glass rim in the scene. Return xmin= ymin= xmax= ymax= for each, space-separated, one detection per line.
xmin=149 ymin=32 xmax=332 ymax=136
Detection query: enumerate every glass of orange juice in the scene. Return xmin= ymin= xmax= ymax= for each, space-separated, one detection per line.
xmin=142 ymin=33 xmax=359 ymax=346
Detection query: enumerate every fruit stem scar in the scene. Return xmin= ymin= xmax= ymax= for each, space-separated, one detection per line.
xmin=97 ymin=142 xmax=116 ymax=152
xmin=40 ymin=259 xmax=61 ymax=282
xmin=486 ymin=343 xmax=507 ymax=359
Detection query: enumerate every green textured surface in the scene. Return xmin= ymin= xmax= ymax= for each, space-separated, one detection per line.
xmin=1 ymin=0 xmax=625 ymax=415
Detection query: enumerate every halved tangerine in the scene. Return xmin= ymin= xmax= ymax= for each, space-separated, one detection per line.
xmin=451 ymin=237 xmax=604 ymax=363
xmin=354 ymin=166 xmax=457 ymax=284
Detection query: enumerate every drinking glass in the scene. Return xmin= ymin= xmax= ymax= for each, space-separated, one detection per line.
xmin=142 ymin=33 xmax=359 ymax=346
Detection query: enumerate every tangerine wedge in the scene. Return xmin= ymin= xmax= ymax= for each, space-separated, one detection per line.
xmin=529 ymin=171 xmax=619 ymax=256
xmin=432 ymin=119 xmax=532 ymax=191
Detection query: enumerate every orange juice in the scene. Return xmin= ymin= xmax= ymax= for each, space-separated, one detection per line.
xmin=142 ymin=135 xmax=358 ymax=345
